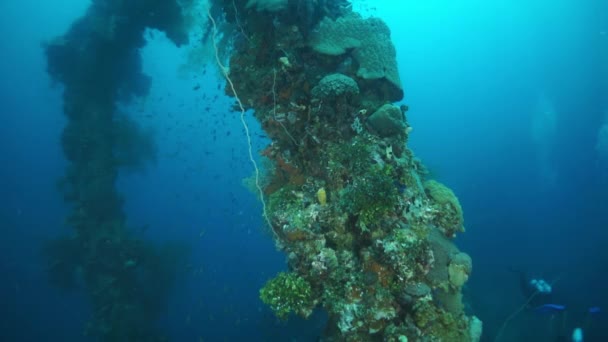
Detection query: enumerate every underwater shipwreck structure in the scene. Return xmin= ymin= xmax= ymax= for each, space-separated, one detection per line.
xmin=209 ymin=0 xmax=482 ymax=340
xmin=41 ymin=0 xmax=481 ymax=339
xmin=44 ymin=0 xmax=189 ymax=340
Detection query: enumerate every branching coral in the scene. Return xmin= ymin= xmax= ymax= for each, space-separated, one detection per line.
xmin=259 ymin=272 xmax=316 ymax=320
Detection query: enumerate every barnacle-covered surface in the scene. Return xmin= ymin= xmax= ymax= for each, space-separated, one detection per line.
xmin=209 ymin=0 xmax=482 ymax=340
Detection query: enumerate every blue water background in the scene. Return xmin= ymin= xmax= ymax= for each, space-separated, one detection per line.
xmin=1 ymin=0 xmax=607 ymax=341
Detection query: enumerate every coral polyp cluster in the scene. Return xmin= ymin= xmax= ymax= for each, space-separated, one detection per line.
xmin=209 ymin=0 xmax=482 ymax=340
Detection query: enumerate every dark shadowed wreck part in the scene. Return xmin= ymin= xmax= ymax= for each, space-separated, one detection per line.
xmin=44 ymin=0 xmax=190 ymax=340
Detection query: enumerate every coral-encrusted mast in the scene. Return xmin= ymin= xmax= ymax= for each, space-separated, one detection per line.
xmin=44 ymin=0 xmax=189 ymax=340
xmin=209 ymin=0 xmax=482 ymax=340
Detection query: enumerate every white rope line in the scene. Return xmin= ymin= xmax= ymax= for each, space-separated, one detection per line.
xmin=207 ymin=10 xmax=276 ymax=239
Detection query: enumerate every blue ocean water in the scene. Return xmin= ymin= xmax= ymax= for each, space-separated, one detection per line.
xmin=0 ymin=0 xmax=606 ymax=341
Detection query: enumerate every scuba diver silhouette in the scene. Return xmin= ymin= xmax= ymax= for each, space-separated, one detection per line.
xmin=495 ymin=270 xmax=602 ymax=342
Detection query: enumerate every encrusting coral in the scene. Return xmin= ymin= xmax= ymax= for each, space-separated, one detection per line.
xmin=208 ymin=0 xmax=481 ymax=340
